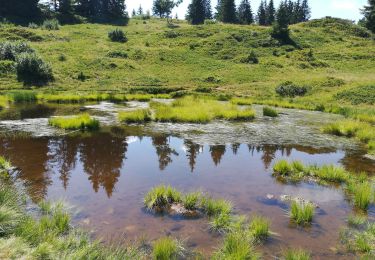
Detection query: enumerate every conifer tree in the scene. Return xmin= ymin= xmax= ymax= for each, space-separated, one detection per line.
xmin=257 ymin=0 xmax=267 ymax=25
xmin=187 ymin=0 xmax=206 ymax=25
xmin=220 ymin=0 xmax=237 ymax=23
xmin=266 ymin=0 xmax=275 ymax=25
xmin=138 ymin=5 xmax=143 ymax=15
xmin=301 ymin=0 xmax=311 ymax=22
xmin=238 ymin=0 xmax=253 ymax=25
xmin=204 ymin=0 xmax=213 ymax=19
xmin=272 ymin=1 xmax=290 ymax=41
xmin=362 ymin=0 xmax=375 ymax=33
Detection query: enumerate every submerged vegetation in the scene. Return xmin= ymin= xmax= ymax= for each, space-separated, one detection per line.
xmin=48 ymin=114 xmax=99 ymax=130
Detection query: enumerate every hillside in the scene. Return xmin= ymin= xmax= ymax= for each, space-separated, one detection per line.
xmin=0 ymin=17 xmax=374 ymax=111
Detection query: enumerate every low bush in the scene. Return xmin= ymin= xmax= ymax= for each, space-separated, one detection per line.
xmin=275 ymin=81 xmax=308 ymax=97
xmin=0 ymin=41 xmax=34 ymax=61
xmin=164 ymin=30 xmax=180 ymax=38
xmin=48 ymin=114 xmax=99 ymax=130
xmin=107 ymin=50 xmax=128 ymax=58
xmin=42 ymin=19 xmax=60 ymax=30
xmin=240 ymin=51 xmax=259 ymax=64
xmin=0 ymin=60 xmax=15 ymax=74
xmin=336 ymin=85 xmax=375 ymax=105
xmin=16 ymin=53 xmax=53 ymax=85
xmin=263 ymin=106 xmax=278 ymax=117
xmin=108 ymin=29 xmax=127 ymax=43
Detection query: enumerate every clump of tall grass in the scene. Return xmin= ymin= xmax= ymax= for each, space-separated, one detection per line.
xmin=201 ymin=197 xmax=232 ymax=217
xmin=348 ymin=214 xmax=367 ymax=228
xmin=182 ymin=192 xmax=200 ymax=210
xmin=118 ymin=109 xmax=151 ymax=123
xmin=263 ymin=106 xmax=278 ymax=117
xmin=144 ymin=185 xmax=182 ymax=211
xmin=368 ymin=141 xmax=375 ymax=155
xmin=315 ymin=165 xmax=349 ymax=183
xmin=273 ymin=160 xmax=293 ymax=176
xmin=151 ymin=96 xmax=255 ymax=123
xmin=108 ymin=29 xmax=127 ymax=43
xmin=213 ymin=231 xmax=259 ymax=260
xmin=290 ymin=201 xmax=315 ymax=226
xmin=48 ymin=114 xmax=99 ymax=130
xmin=351 ymin=182 xmax=372 ymax=211
xmin=42 ymin=19 xmax=59 ymax=30
xmin=230 ymin=98 xmax=253 ymax=106
xmin=152 ymin=237 xmax=182 ymax=260
xmin=323 ymin=119 xmax=363 ymax=138
xmin=283 ymin=248 xmax=311 ymax=260
xmin=248 ymin=215 xmax=270 ymax=242
xmin=8 ymin=90 xmax=37 ymax=103
xmin=0 ymin=156 xmax=12 ymax=178
xmin=210 ymin=213 xmax=232 ymax=233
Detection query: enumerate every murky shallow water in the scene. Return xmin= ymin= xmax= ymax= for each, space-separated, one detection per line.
xmin=0 ymin=102 xmax=374 ymax=258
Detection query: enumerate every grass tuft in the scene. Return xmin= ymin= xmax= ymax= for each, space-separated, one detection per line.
xmin=48 ymin=114 xmax=99 ymax=130
xmin=182 ymin=192 xmax=200 ymax=210
xmin=283 ymin=248 xmax=311 ymax=260
xmin=263 ymin=106 xmax=278 ymax=117
xmin=152 ymin=237 xmax=181 ymax=260
xmin=290 ymin=201 xmax=315 ymax=226
xmin=118 ymin=109 xmax=151 ymax=123
xmin=248 ymin=215 xmax=270 ymax=242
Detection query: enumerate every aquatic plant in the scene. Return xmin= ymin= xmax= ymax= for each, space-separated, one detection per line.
xmin=348 ymin=214 xmax=367 ymax=228
xmin=48 ymin=114 xmax=99 ymax=130
xmin=290 ymin=201 xmax=315 ymax=226
xmin=315 ymin=165 xmax=349 ymax=183
xmin=248 ymin=215 xmax=270 ymax=242
xmin=152 ymin=237 xmax=181 ymax=260
xmin=355 ymin=233 xmax=372 ymax=253
xmin=182 ymin=192 xmax=200 ymax=210
xmin=151 ymin=96 xmax=255 ymax=123
xmin=322 ymin=120 xmax=363 ymax=138
xmin=209 ymin=213 xmax=232 ymax=233
xmin=201 ymin=197 xmax=232 ymax=217
xmin=263 ymin=106 xmax=278 ymax=117
xmin=283 ymin=248 xmax=311 ymax=260
xmin=213 ymin=231 xmax=259 ymax=260
xmin=352 ymin=182 xmax=372 ymax=211
xmin=143 ymin=185 xmax=182 ymax=211
xmin=273 ymin=160 xmax=292 ymax=176
xmin=8 ymin=90 xmax=37 ymax=103
xmin=118 ymin=109 xmax=151 ymax=123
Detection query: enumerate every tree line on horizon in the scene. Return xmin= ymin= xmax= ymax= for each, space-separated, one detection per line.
xmin=0 ymin=0 xmax=374 ymax=34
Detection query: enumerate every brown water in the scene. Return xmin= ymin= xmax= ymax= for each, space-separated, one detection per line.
xmin=0 ymin=102 xmax=374 ymax=258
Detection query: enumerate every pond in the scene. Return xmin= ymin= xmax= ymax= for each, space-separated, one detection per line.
xmin=0 ymin=101 xmax=374 ymax=258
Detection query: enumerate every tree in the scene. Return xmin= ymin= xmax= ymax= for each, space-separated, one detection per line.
xmin=0 ymin=0 xmax=41 ymax=23
xmin=204 ymin=0 xmax=213 ymax=19
xmin=220 ymin=0 xmax=237 ymax=23
xmin=272 ymin=1 xmax=290 ymax=41
xmin=266 ymin=0 xmax=275 ymax=25
xmin=362 ymin=0 xmax=375 ymax=33
xmin=58 ymin=0 xmax=73 ymax=16
xmin=153 ymin=0 xmax=183 ymax=21
xmin=138 ymin=5 xmax=143 ymax=15
xmin=238 ymin=0 xmax=253 ymax=25
xmin=187 ymin=0 xmax=206 ymax=25
xmin=132 ymin=9 xmax=136 ymax=17
xmin=301 ymin=0 xmax=311 ymax=22
xmin=257 ymin=0 xmax=267 ymax=26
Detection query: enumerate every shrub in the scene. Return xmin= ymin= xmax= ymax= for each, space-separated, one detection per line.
xmin=48 ymin=114 xmax=99 ymax=130
xmin=42 ymin=19 xmax=59 ymax=30
xmin=290 ymin=201 xmax=314 ymax=226
xmin=118 ymin=109 xmax=151 ymax=123
xmin=164 ymin=30 xmax=180 ymax=38
xmin=16 ymin=53 xmax=53 ymax=85
xmin=336 ymin=85 xmax=375 ymax=105
xmin=240 ymin=51 xmax=259 ymax=64
xmin=108 ymin=29 xmax=127 ymax=43
xmin=0 ymin=41 xmax=34 ymax=61
xmin=263 ymin=106 xmax=278 ymax=117
xmin=28 ymin=23 xmax=39 ymax=29
xmin=107 ymin=50 xmax=128 ymax=58
xmin=0 ymin=60 xmax=15 ymax=74
xmin=275 ymin=82 xmax=307 ymax=97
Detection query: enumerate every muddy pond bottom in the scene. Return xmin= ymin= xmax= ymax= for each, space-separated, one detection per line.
xmin=1 ymin=128 xmax=374 ymax=258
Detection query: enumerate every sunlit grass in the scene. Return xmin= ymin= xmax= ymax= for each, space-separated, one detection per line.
xmin=143 ymin=185 xmax=182 ymax=211
xmin=348 ymin=214 xmax=367 ymax=227
xmin=290 ymin=201 xmax=315 ymax=226
xmin=151 ymin=97 xmax=255 ymax=123
xmin=352 ymin=182 xmax=372 ymax=211
xmin=118 ymin=109 xmax=151 ymax=123
xmin=248 ymin=215 xmax=270 ymax=242
xmin=182 ymin=192 xmax=200 ymax=211
xmin=201 ymin=197 xmax=232 ymax=217
xmin=315 ymin=165 xmax=349 ymax=183
xmin=48 ymin=114 xmax=99 ymax=130
xmin=273 ymin=160 xmax=293 ymax=176
xmin=209 ymin=213 xmax=232 ymax=233
xmin=152 ymin=237 xmax=181 ymax=260
xmin=283 ymin=248 xmax=311 ymax=260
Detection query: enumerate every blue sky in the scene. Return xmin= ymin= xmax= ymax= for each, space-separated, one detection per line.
xmin=128 ymin=0 xmax=367 ymax=21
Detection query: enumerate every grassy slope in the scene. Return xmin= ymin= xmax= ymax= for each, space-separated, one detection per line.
xmin=0 ymin=18 xmax=374 ymax=102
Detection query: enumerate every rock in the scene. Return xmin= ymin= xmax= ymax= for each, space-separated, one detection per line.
xmin=266 ymin=194 xmax=276 ymax=200
xmin=280 ymin=195 xmax=319 ymax=208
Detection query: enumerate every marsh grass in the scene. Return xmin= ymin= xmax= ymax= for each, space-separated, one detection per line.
xmin=283 ymin=248 xmax=311 ymax=260
xmin=273 ymin=160 xmax=293 ymax=176
xmin=352 ymin=182 xmax=372 ymax=211
xmin=201 ymin=197 xmax=232 ymax=217
xmin=48 ymin=114 xmax=99 ymax=130
xmin=8 ymin=90 xmax=37 ymax=103
xmin=152 ymin=237 xmax=181 ymax=260
xmin=151 ymin=96 xmax=255 ymax=123
xmin=143 ymin=185 xmax=182 ymax=211
xmin=315 ymin=165 xmax=349 ymax=183
xmin=209 ymin=213 xmax=232 ymax=233
xmin=182 ymin=192 xmax=200 ymax=210
xmin=248 ymin=215 xmax=270 ymax=242
xmin=263 ymin=106 xmax=278 ymax=117
xmin=290 ymin=201 xmax=315 ymax=226
xmin=348 ymin=214 xmax=367 ymax=228
xmin=118 ymin=109 xmax=151 ymax=123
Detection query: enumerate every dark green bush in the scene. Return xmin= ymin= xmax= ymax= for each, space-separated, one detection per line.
xmin=0 ymin=60 xmax=15 ymax=74
xmin=164 ymin=30 xmax=180 ymax=38
xmin=108 ymin=29 xmax=127 ymax=43
xmin=42 ymin=19 xmax=60 ymax=30
xmin=107 ymin=50 xmax=128 ymax=58
xmin=16 ymin=53 xmax=54 ymax=85
xmin=276 ymin=82 xmax=307 ymax=97
xmin=240 ymin=51 xmax=259 ymax=64
xmin=263 ymin=106 xmax=278 ymax=117
xmin=0 ymin=41 xmax=34 ymax=61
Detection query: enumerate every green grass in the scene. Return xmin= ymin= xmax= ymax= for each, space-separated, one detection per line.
xmin=182 ymin=192 xmax=200 ymax=210
xmin=118 ymin=109 xmax=151 ymax=123
xmin=209 ymin=213 xmax=232 ymax=233
xmin=315 ymin=165 xmax=349 ymax=183
xmin=152 ymin=237 xmax=181 ymax=260
xmin=290 ymin=201 xmax=315 ymax=226
xmin=348 ymin=214 xmax=367 ymax=228
xmin=352 ymin=182 xmax=372 ymax=211
xmin=8 ymin=90 xmax=37 ymax=103
xmin=248 ymin=215 xmax=270 ymax=242
xmin=48 ymin=113 xmax=99 ymax=130
xmin=273 ymin=160 xmax=293 ymax=176
xmin=263 ymin=106 xmax=278 ymax=117
xmin=151 ymin=96 xmax=255 ymax=123
xmin=283 ymin=248 xmax=311 ymax=260
xmin=201 ymin=197 xmax=232 ymax=217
